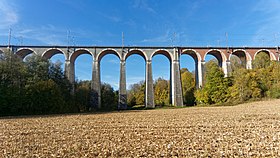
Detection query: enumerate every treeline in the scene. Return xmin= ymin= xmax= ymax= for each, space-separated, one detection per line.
xmin=195 ymin=52 xmax=280 ymax=105
xmin=127 ymin=52 xmax=280 ymax=107
xmin=0 ymin=50 xmax=118 ymax=116
xmin=127 ymin=68 xmax=196 ymax=107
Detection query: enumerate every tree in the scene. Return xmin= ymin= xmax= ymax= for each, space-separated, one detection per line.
xmin=127 ymin=81 xmax=145 ymax=107
xmin=180 ymin=68 xmax=195 ymax=105
xmin=154 ymin=77 xmax=169 ymax=106
xmin=0 ymin=49 xmax=27 ymax=115
xmin=195 ymin=60 xmax=231 ymax=105
xmin=101 ymin=83 xmax=117 ymax=110
xmin=75 ymin=80 xmax=92 ymax=112
xmin=229 ymin=55 xmax=245 ymax=74
xmin=253 ymin=51 xmax=271 ymax=69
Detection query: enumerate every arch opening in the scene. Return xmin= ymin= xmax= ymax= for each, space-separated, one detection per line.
xmin=16 ymin=48 xmax=36 ymax=60
xmin=254 ymin=50 xmax=275 ymax=60
xmin=49 ymin=54 xmax=66 ymax=72
xmin=152 ymin=50 xmax=172 ymax=62
xmin=180 ymin=53 xmax=196 ymax=106
xmin=100 ymin=54 xmax=120 ymax=110
xmin=126 ymin=54 xmax=146 ymax=108
xmin=204 ymin=50 xmax=224 ymax=67
xmin=70 ymin=49 xmax=92 ymax=63
xmin=125 ymin=49 xmax=147 ymax=61
xmin=74 ymin=53 xmax=93 ymax=82
xmin=230 ymin=51 xmax=247 ymax=70
xmin=98 ymin=49 xmax=120 ymax=62
xmin=253 ymin=50 xmax=271 ymax=69
xmin=42 ymin=48 xmax=65 ymax=59
xmin=152 ymin=54 xmax=171 ymax=106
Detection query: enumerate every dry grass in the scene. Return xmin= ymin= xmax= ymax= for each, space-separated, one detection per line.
xmin=1 ymin=100 xmax=280 ymax=157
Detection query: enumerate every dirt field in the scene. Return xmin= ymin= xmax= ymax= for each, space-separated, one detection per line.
xmin=1 ymin=100 xmax=280 ymax=157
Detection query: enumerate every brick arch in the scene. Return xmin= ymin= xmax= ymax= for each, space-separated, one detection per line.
xmin=42 ymin=48 xmax=66 ymax=59
xmin=229 ymin=49 xmax=250 ymax=69
xmin=181 ymin=49 xmax=202 ymax=62
xmin=231 ymin=49 xmax=252 ymax=61
xmin=204 ymin=49 xmax=226 ymax=67
xmin=151 ymin=49 xmax=173 ymax=62
xmin=254 ymin=49 xmax=276 ymax=60
xmin=15 ymin=48 xmax=37 ymax=59
xmin=96 ymin=48 xmax=121 ymax=62
xmin=70 ymin=49 xmax=93 ymax=63
xmin=125 ymin=49 xmax=147 ymax=61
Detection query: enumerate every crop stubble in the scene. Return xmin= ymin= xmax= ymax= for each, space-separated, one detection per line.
xmin=1 ymin=100 xmax=280 ymax=157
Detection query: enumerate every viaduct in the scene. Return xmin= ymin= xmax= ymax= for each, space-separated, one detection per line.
xmin=1 ymin=45 xmax=279 ymax=109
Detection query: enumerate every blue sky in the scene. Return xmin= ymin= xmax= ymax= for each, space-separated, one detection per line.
xmin=1 ymin=0 xmax=280 ymax=89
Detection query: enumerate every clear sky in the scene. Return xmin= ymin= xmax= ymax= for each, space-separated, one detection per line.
xmin=1 ymin=0 xmax=280 ymax=89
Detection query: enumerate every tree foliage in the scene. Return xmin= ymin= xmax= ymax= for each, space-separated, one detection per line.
xmin=253 ymin=51 xmax=271 ymax=69
xmin=154 ymin=78 xmax=169 ymax=106
xmin=101 ymin=83 xmax=118 ymax=110
xmin=181 ymin=68 xmax=195 ymax=105
xmin=195 ymin=60 xmax=231 ymax=105
xmin=127 ymin=81 xmax=145 ymax=107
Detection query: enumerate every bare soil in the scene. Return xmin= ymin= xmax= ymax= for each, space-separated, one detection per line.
xmin=1 ymin=100 xmax=280 ymax=157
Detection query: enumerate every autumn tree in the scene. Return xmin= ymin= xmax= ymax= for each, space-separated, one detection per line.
xmin=253 ymin=51 xmax=271 ymax=69
xmin=127 ymin=81 xmax=145 ymax=107
xmin=180 ymin=68 xmax=195 ymax=105
xmin=154 ymin=77 xmax=169 ymax=106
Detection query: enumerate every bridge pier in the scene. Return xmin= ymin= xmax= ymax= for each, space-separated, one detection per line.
xmin=246 ymin=60 xmax=252 ymax=69
xmin=197 ymin=60 xmax=205 ymax=88
xmin=65 ymin=60 xmax=75 ymax=84
xmin=91 ymin=60 xmax=101 ymax=109
xmin=119 ymin=60 xmax=127 ymax=110
xmin=171 ymin=59 xmax=183 ymax=106
xmin=145 ymin=60 xmax=155 ymax=108
xmin=222 ymin=60 xmax=231 ymax=77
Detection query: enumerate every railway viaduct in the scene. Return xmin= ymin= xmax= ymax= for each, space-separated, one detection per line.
xmin=0 ymin=45 xmax=279 ymax=109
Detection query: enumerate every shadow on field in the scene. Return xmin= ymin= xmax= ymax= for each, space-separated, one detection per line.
xmin=0 ymin=104 xmax=195 ymax=120
xmin=0 ymin=108 xmax=146 ymax=120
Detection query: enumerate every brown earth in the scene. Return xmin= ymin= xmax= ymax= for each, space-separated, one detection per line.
xmin=1 ymin=100 xmax=280 ymax=157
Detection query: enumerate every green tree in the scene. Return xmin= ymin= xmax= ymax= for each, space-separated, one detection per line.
xmin=0 ymin=49 xmax=27 ymax=115
xmin=75 ymin=80 xmax=92 ymax=112
xmin=180 ymin=68 xmax=195 ymax=105
xmin=195 ymin=60 xmax=231 ymax=105
xmin=101 ymin=83 xmax=117 ymax=110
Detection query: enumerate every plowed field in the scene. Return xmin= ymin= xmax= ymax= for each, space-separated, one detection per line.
xmin=1 ymin=100 xmax=280 ymax=157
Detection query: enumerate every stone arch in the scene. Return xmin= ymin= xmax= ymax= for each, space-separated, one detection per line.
xmin=70 ymin=49 xmax=93 ymax=63
xmin=204 ymin=49 xmax=226 ymax=67
xmin=180 ymin=49 xmax=202 ymax=88
xmin=254 ymin=49 xmax=276 ymax=60
xmin=15 ymin=48 xmax=37 ymax=59
xmin=96 ymin=48 xmax=121 ymax=62
xmin=125 ymin=49 xmax=147 ymax=61
xmin=42 ymin=48 xmax=66 ymax=59
xmin=181 ymin=49 xmax=202 ymax=62
xmin=151 ymin=49 xmax=172 ymax=105
xmin=151 ymin=49 xmax=173 ymax=62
